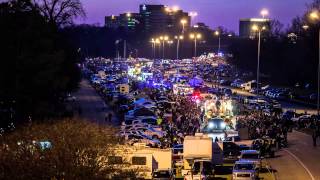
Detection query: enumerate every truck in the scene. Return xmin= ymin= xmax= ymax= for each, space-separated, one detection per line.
xmin=182 ymin=133 xmax=223 ymax=180
xmin=111 ymin=144 xmax=172 ymax=179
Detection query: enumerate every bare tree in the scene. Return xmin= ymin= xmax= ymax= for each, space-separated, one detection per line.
xmin=270 ymin=19 xmax=284 ymax=38
xmin=33 ymin=0 xmax=85 ymax=26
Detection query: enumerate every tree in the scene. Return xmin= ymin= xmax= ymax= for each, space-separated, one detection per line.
xmin=0 ymin=119 xmax=139 ymax=180
xmin=269 ymin=19 xmax=284 ymax=38
xmin=33 ymin=0 xmax=85 ymax=27
xmin=0 ymin=0 xmax=81 ymax=126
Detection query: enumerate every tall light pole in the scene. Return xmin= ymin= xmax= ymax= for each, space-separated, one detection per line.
xmin=214 ymin=30 xmax=221 ymax=53
xmin=309 ymin=10 xmax=320 ymax=115
xmin=181 ymin=19 xmax=187 ymax=34
xmin=167 ymin=40 xmax=174 ymax=59
xmin=175 ymin=35 xmax=184 ymax=59
xmin=155 ymin=38 xmax=161 ymax=59
xmin=252 ymin=24 xmax=266 ymax=95
xmin=150 ymin=38 xmax=156 ymax=59
xmin=190 ymin=33 xmax=201 ymax=57
xmin=159 ymin=35 xmax=169 ymax=59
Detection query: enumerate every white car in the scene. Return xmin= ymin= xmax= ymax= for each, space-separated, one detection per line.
xmin=232 ymin=160 xmax=258 ymax=180
xmin=291 ymin=115 xmax=312 ymax=122
xmin=134 ymin=127 xmax=166 ymax=139
xmin=126 ymin=134 xmax=161 ymax=147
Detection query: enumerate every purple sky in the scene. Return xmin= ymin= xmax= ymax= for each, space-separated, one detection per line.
xmin=79 ymin=0 xmax=311 ymax=33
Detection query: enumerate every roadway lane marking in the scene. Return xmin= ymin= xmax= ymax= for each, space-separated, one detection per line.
xmin=283 ymin=149 xmax=315 ymax=180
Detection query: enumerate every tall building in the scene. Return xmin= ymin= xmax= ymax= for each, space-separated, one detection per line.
xmin=105 ymin=13 xmax=141 ymax=31
xmin=104 ymin=4 xmax=190 ymax=34
xmin=239 ymin=18 xmax=270 ymax=38
xmin=139 ymin=4 xmax=190 ymax=33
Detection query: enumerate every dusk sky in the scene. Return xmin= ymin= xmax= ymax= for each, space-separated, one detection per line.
xmin=80 ymin=0 xmax=311 ymax=33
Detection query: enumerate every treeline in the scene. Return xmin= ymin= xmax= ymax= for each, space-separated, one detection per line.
xmin=0 ymin=0 xmax=84 ymax=128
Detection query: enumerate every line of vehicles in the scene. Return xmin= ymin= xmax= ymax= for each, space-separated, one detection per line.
xmin=84 ymin=58 xmax=278 ymax=180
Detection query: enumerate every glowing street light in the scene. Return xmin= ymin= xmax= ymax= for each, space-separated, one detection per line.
xmin=159 ymin=35 xmax=169 ymax=59
xmin=310 ymin=11 xmax=320 ymax=20
xmin=260 ymin=9 xmax=269 ymax=18
xmin=251 ymin=24 xmax=267 ymax=94
xmin=214 ymin=30 xmax=221 ymax=53
xmin=190 ymin=33 xmax=201 ymax=57
xmin=175 ymin=35 xmax=184 ymax=59
xmin=181 ymin=19 xmax=187 ymax=33
xmin=126 ymin=12 xmax=131 ymax=18
xmin=302 ymin=25 xmax=310 ymax=30
xmin=150 ymin=38 xmax=156 ymax=59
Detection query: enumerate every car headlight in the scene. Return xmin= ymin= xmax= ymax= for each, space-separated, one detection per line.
xmin=208 ymin=122 xmax=214 ymax=129
xmin=221 ymin=122 xmax=226 ymax=129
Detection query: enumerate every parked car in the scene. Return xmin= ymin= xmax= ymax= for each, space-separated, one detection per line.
xmin=126 ymin=134 xmax=161 ymax=147
xmin=239 ymin=150 xmax=261 ymax=167
xmin=232 ymin=160 xmax=258 ymax=180
xmin=152 ymin=169 xmax=174 ymax=180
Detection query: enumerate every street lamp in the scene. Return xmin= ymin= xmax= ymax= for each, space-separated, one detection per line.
xmin=155 ymin=38 xmax=161 ymax=58
xmin=252 ymin=24 xmax=266 ymax=95
xmin=159 ymin=35 xmax=169 ymax=59
xmin=190 ymin=33 xmax=201 ymax=57
xmin=309 ymin=10 xmax=320 ymax=115
xmin=167 ymin=40 xmax=174 ymax=59
xmin=181 ymin=19 xmax=187 ymax=34
xmin=150 ymin=38 xmax=156 ymax=59
xmin=175 ymin=35 xmax=184 ymax=59
xmin=260 ymin=9 xmax=269 ymax=19
xmin=214 ymin=30 xmax=221 ymax=53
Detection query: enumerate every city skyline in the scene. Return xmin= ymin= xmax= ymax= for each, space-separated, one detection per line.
xmin=79 ymin=0 xmax=311 ymax=33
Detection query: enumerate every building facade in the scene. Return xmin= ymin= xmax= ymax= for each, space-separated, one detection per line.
xmin=105 ymin=4 xmax=190 ymax=34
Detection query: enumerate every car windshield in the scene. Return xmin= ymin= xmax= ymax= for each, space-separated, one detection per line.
xmin=152 ymin=171 xmax=170 ymax=178
xmin=234 ymin=163 xmax=255 ymax=170
xmin=242 ymin=154 xmax=259 ymax=159
xmin=193 ymin=161 xmax=213 ymax=175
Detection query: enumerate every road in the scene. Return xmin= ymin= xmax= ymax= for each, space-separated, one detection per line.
xmin=73 ymin=79 xmax=118 ymax=125
xmin=205 ymin=82 xmax=317 ymax=114
xmin=268 ymin=131 xmax=320 ymax=180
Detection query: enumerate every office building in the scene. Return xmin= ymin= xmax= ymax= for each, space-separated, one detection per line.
xmin=105 ymin=4 xmax=190 ymax=34
xmin=105 ymin=13 xmax=141 ymax=31
xmin=139 ymin=4 xmax=190 ymax=33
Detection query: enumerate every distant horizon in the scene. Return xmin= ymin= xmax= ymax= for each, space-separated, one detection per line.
xmin=77 ymin=0 xmax=312 ymax=33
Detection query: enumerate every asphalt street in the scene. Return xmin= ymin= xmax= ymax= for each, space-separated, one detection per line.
xmin=74 ymin=79 xmax=118 ymax=125
xmin=268 ymin=131 xmax=320 ymax=180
